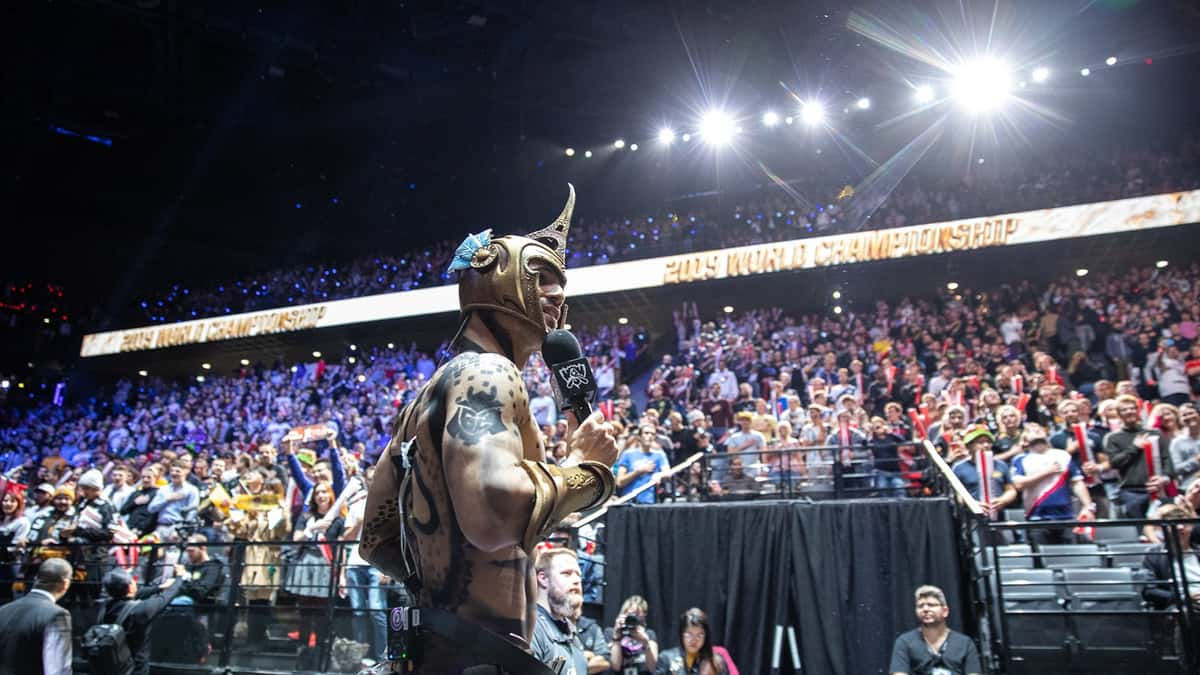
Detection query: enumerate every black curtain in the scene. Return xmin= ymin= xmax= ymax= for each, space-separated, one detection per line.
xmin=604 ymin=499 xmax=963 ymax=675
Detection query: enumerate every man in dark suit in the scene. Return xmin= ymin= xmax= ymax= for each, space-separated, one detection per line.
xmin=0 ymin=557 xmax=73 ymax=675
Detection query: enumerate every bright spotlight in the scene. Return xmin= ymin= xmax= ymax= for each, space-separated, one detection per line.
xmin=1031 ymin=67 xmax=1049 ymax=83
xmin=584 ymin=150 xmax=593 ymax=158
xmin=629 ymin=143 xmax=638 ymax=151
xmin=313 ymin=350 xmax=322 ymax=358
xmin=387 ymin=342 xmax=395 ymax=349
xmin=833 ymin=306 xmax=843 ymax=315
xmin=699 ymin=110 xmax=735 ymax=146
xmin=681 ymin=133 xmax=691 ymax=142
xmin=196 ymin=375 xmax=205 ymax=383
xmin=1075 ymin=268 xmax=1088 ymax=277
xmin=348 ymin=356 xmax=356 ymax=364
xmin=946 ymin=282 xmax=959 ymax=291
xmin=762 ymin=110 xmax=780 ymax=127
xmin=914 ymin=85 xmax=935 ymax=103
xmin=349 ymin=344 xmax=357 ymax=351
xmin=1156 ymin=259 xmax=1169 ymax=268
xmin=855 ymin=97 xmax=870 ymax=110
xmin=137 ymin=370 xmax=148 ymax=377
xmin=785 ymin=116 xmax=794 ymax=125
xmin=1105 ymin=56 xmax=1117 ymax=66
xmin=564 ymin=148 xmax=575 ymax=157
xmin=1080 ymin=67 xmax=1090 ymax=77
xmin=614 ymin=139 xmax=625 ymax=149
xmin=240 ymin=358 xmax=250 ymax=366
xmin=832 ymin=290 xmax=841 ymax=299
xmin=618 ymin=317 xmax=629 ymax=325
xmin=723 ymin=305 xmax=734 ymax=314
xmin=657 ymin=127 xmax=676 ymax=145
xmin=800 ymin=101 xmax=825 ymax=125
xmin=951 ymin=59 xmax=1012 ymax=112
xmin=201 ymin=362 xmax=211 ymax=370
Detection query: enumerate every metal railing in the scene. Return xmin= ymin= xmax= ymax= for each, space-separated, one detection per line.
xmin=4 ymin=539 xmax=404 ymax=673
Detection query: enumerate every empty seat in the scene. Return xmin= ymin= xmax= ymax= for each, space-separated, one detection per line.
xmin=1003 ymin=508 xmax=1026 ymax=522
xmin=1091 ymin=523 xmax=1142 ymax=543
xmin=993 ymin=544 xmax=1035 ymax=570
xmin=1104 ymin=542 xmax=1159 ymax=569
xmin=1063 ymin=567 xmax=1150 ymax=651
xmin=1036 ymin=543 xmax=1102 ymax=569
xmin=1000 ymin=568 xmax=1069 ymax=651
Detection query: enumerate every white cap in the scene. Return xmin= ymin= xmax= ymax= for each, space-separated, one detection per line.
xmin=77 ymin=469 xmax=104 ymax=491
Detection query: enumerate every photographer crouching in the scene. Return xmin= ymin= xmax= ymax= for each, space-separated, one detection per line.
xmin=606 ymin=595 xmax=659 ymax=675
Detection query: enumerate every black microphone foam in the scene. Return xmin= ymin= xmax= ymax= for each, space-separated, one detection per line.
xmin=542 ymin=329 xmax=597 ymax=421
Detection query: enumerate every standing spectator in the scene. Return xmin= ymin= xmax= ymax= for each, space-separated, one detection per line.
xmin=531 ymin=383 xmax=559 ymax=428
xmin=615 ymin=424 xmax=671 ymax=504
xmin=1011 ymin=425 xmax=1095 ymax=545
xmin=707 ymin=360 xmax=738 ymax=402
xmin=531 ymin=548 xmax=588 ymax=675
xmin=102 ymin=464 xmax=136 ymax=512
xmin=703 ymin=384 xmax=734 ymax=435
xmin=225 ymin=471 xmax=290 ymax=648
xmin=148 ymin=460 xmax=201 ymax=537
xmin=1152 ymin=341 xmax=1191 ymax=406
xmin=121 ymin=465 xmax=162 ymax=537
xmin=869 ymin=417 xmax=908 ymax=496
xmin=0 ymin=558 xmax=73 ymax=675
xmin=1170 ymin=403 xmax=1200 ymax=492
xmin=1105 ymin=395 xmax=1170 ymax=518
xmin=888 ymin=585 xmax=982 ymax=675
xmin=950 ymin=427 xmax=1018 ymax=517
xmin=655 ymin=608 xmax=728 ymax=675
xmin=68 ymin=469 xmax=117 ymax=607
xmin=282 ymin=482 xmax=345 ymax=652
xmin=0 ymin=488 xmax=31 ymax=603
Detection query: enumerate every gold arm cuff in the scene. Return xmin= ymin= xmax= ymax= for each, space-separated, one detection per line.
xmin=518 ymin=460 xmax=615 ymax=553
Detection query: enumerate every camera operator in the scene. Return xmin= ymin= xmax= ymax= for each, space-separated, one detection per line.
xmin=100 ymin=569 xmax=184 ymax=675
xmin=606 ymin=595 xmax=659 ymax=674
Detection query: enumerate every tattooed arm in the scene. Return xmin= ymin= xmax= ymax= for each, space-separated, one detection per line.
xmin=440 ymin=354 xmax=540 ymax=552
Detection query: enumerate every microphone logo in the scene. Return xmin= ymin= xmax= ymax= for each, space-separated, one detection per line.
xmin=556 ymin=362 xmax=591 ymax=391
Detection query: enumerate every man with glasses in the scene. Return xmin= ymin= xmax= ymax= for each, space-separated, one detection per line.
xmin=889 ymin=585 xmax=981 ymax=675
xmin=615 ymin=424 xmax=671 ymax=504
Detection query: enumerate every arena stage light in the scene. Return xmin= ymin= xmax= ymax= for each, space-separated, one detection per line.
xmin=762 ymin=110 xmax=780 ymax=127
xmin=201 ymin=362 xmax=211 ymax=370
xmin=1076 ymin=268 xmax=1088 ymax=277
xmin=832 ymin=290 xmax=841 ymax=299
xmin=349 ymin=344 xmax=357 ymax=351
xmin=1106 ymin=56 xmax=1117 ymax=66
xmin=699 ymin=110 xmax=736 ymax=146
xmin=946 ymin=281 xmax=959 ymax=290
xmin=1080 ymin=68 xmax=1090 ymax=77
xmin=618 ymin=317 xmax=629 ymax=325
xmin=584 ymin=150 xmax=593 ymax=158
xmin=800 ymin=101 xmax=825 ymax=125
xmin=913 ymin=85 xmax=935 ymax=104
xmin=1156 ymin=259 xmax=1169 ymax=268
xmin=681 ymin=133 xmax=692 ymax=142
xmin=313 ymin=350 xmax=322 ymax=358
xmin=240 ymin=358 xmax=250 ymax=366
xmin=723 ymin=305 xmax=734 ymax=314
xmin=950 ymin=59 xmax=1012 ymax=112
xmin=387 ymin=342 xmax=395 ymax=349
xmin=833 ymin=306 xmax=843 ymax=315
xmin=657 ymin=127 xmax=676 ymax=145
xmin=565 ymin=148 xmax=575 ymax=157
xmin=1031 ymin=67 xmax=1049 ymax=83
xmin=137 ymin=370 xmax=148 ymax=377
xmin=629 ymin=143 xmax=638 ymax=151
xmin=614 ymin=139 xmax=626 ymax=149
xmin=855 ymin=97 xmax=870 ymax=110
xmin=196 ymin=375 xmax=205 ymax=383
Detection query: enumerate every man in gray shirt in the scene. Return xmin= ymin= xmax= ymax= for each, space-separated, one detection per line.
xmin=1170 ymin=403 xmax=1200 ymax=491
xmin=532 ymin=548 xmax=589 ymax=675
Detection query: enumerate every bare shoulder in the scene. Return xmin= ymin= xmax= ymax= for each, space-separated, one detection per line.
xmin=437 ymin=352 xmax=532 ymax=439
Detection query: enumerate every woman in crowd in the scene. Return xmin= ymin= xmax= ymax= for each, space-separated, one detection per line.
xmin=0 ymin=489 xmax=30 ymax=602
xmin=607 ymin=594 xmax=659 ymax=674
xmin=225 ymin=470 xmax=290 ymax=648
xmin=656 ymin=608 xmax=728 ymax=675
xmin=282 ymin=481 xmax=344 ymax=653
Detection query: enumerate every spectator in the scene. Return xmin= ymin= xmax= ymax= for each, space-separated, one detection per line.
xmin=1105 ymin=395 xmax=1170 ymax=518
xmin=1011 ymin=424 xmax=1095 ymax=545
xmin=224 ymin=471 xmax=290 ymax=648
xmin=615 ymin=424 xmax=671 ymax=504
xmin=121 ymin=465 xmax=162 ymax=537
xmin=869 ymin=417 xmax=909 ymax=497
xmin=607 ymin=594 xmax=659 ymax=674
xmin=1151 ymin=341 xmax=1191 ymax=406
xmin=888 ymin=585 xmax=981 ymax=675
xmin=531 ymin=383 xmax=559 ymax=428
xmin=1170 ymin=403 xmax=1200 ymax=491
xmin=531 ymin=548 xmax=588 ymax=675
xmin=655 ymin=607 xmax=728 ymax=675
xmin=1140 ymin=503 xmax=1200 ymax=612
xmin=148 ymin=460 xmax=201 ymax=537
xmin=711 ymin=457 xmax=760 ymax=497
xmin=282 ymin=481 xmax=344 ymax=651
xmin=0 ymin=488 xmax=30 ymax=601
xmin=99 ymin=569 xmax=184 ymax=675
xmin=176 ymin=534 xmax=225 ymax=607
xmin=950 ymin=426 xmax=1017 ymax=518
xmin=0 ymin=557 xmax=73 ymax=675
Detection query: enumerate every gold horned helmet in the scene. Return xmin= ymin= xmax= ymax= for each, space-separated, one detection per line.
xmin=451 ymin=184 xmax=574 ymax=333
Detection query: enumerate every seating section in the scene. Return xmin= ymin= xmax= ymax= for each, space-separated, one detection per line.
xmin=1034 ymin=544 xmax=1103 ymax=569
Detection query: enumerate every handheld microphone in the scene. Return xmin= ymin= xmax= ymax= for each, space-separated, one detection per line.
xmin=541 ymin=329 xmax=598 ymax=423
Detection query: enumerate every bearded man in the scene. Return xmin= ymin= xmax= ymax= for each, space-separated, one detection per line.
xmin=530 ymin=548 xmax=588 ymax=675
xmin=360 ymin=185 xmax=618 ymax=674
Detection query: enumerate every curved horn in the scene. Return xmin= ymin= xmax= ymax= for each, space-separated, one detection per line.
xmin=524 ymin=183 xmax=574 ymax=265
